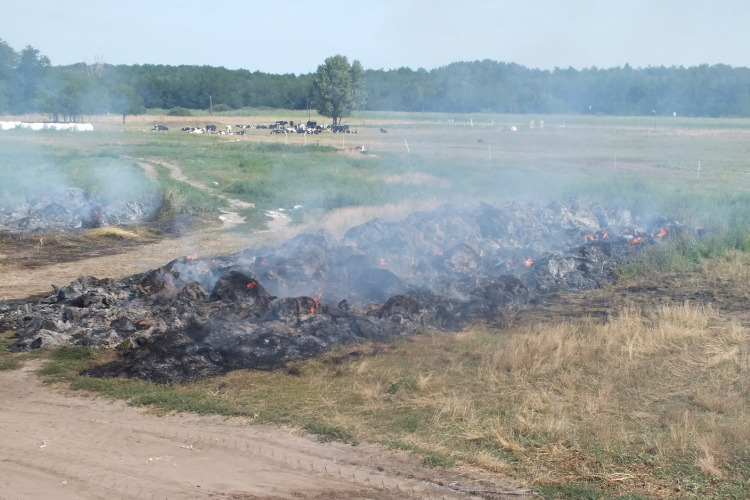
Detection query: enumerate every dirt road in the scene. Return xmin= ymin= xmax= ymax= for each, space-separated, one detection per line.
xmin=0 ymin=363 xmax=528 ymax=500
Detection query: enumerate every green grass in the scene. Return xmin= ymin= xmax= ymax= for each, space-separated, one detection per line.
xmin=0 ymin=356 xmax=21 ymax=371
xmin=154 ymin=165 xmax=226 ymax=218
xmin=5 ymin=112 xmax=750 ymax=243
xmin=302 ymin=421 xmax=359 ymax=445
xmin=0 ymin=331 xmax=49 ymax=371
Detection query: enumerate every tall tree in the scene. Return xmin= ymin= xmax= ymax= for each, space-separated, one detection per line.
xmin=15 ymin=45 xmax=50 ymax=112
xmin=313 ymin=55 xmax=366 ymax=125
xmin=109 ymin=84 xmax=144 ymax=123
xmin=0 ymin=38 xmax=18 ymax=113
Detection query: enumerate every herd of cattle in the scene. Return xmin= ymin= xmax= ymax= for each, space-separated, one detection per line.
xmin=152 ymin=120 xmax=360 ymax=135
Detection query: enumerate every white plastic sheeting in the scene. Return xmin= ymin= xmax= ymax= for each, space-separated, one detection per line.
xmin=0 ymin=122 xmax=93 ymax=131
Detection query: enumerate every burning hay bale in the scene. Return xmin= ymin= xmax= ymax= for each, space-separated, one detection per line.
xmin=0 ymin=201 xmax=679 ymax=382
xmin=0 ymin=187 xmax=158 ymax=234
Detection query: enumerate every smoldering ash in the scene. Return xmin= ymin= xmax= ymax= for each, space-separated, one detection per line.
xmin=1 ymin=201 xmax=682 ymax=383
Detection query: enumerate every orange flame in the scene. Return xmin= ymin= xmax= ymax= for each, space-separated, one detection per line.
xmin=261 ymin=258 xmax=268 ymax=265
xmin=186 ymin=253 xmax=198 ymax=260
xmin=524 ymin=258 xmax=533 ymax=267
xmin=380 ymin=258 xmax=387 ymax=267
xmin=246 ymin=282 xmax=255 ymax=290
xmin=507 ymin=259 xmax=514 ymax=266
xmin=629 ymin=238 xmax=643 ymax=244
xmin=602 ymin=230 xmax=609 ymax=239
xmin=656 ymin=227 xmax=669 ymax=238
xmin=310 ymin=288 xmax=323 ymax=314
xmin=621 ymin=229 xmax=630 ymax=235
xmin=586 ymin=234 xmax=596 ymax=242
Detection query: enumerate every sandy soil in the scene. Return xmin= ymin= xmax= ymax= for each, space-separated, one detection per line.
xmin=0 ymin=362 xmax=528 ymax=500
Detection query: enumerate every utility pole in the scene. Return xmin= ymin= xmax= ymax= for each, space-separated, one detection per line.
xmin=209 ymin=95 xmax=213 ymax=115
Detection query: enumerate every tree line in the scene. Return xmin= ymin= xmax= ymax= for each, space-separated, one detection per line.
xmin=2 ymin=38 xmax=750 ymax=121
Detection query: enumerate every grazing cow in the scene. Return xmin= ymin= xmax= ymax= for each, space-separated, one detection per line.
xmin=206 ymin=124 xmax=217 ymax=132
xmin=380 ymin=128 xmax=388 ymax=133
xmin=226 ymin=125 xmax=232 ymax=133
xmin=152 ymin=124 xmax=168 ymax=131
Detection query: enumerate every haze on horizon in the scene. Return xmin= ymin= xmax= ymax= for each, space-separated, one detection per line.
xmin=1 ymin=0 xmax=747 ymax=74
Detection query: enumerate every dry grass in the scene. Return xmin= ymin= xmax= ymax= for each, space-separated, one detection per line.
xmin=32 ymin=249 xmax=750 ymax=498
xmin=382 ymin=173 xmax=453 ymax=189
xmin=83 ymin=227 xmax=140 ymax=239
xmin=291 ymin=198 xmax=443 ymax=238
xmin=105 ymin=296 xmax=744 ymax=498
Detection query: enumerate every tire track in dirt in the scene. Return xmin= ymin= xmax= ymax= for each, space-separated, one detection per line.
xmin=136 ymin=158 xmax=291 ymax=231
xmin=0 ymin=363 xmax=529 ymax=499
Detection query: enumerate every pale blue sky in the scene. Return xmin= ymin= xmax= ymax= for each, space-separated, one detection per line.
xmin=1 ymin=0 xmax=747 ymax=73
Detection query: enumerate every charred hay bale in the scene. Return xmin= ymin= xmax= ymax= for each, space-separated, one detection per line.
xmin=354 ymin=268 xmax=405 ymax=303
xmin=84 ymin=331 xmax=224 ymax=383
xmin=469 ymin=276 xmax=530 ymax=308
xmin=271 ymin=297 xmax=322 ymax=325
xmin=526 ymin=241 xmax=631 ymax=293
xmin=138 ymin=267 xmax=184 ymax=303
xmin=54 ymin=276 xmax=117 ymax=303
xmin=176 ymin=280 xmax=211 ymax=303
xmin=218 ymin=325 xmax=334 ymax=371
xmin=211 ymin=271 xmax=274 ymax=314
xmin=434 ymin=243 xmax=480 ymax=275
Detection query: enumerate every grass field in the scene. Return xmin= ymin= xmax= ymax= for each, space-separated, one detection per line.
xmin=4 ymin=111 xmax=750 ymax=498
xmin=3 ymin=111 xmax=750 ymax=218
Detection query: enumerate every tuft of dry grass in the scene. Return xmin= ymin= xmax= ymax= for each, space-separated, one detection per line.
xmin=83 ymin=227 xmax=140 ymax=239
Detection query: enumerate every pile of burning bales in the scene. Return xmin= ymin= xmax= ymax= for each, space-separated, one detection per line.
xmin=1 ymin=200 xmax=685 ymax=382
xmin=0 ymin=188 xmax=157 ymax=234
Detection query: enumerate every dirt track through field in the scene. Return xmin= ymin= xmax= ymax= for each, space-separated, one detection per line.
xmin=137 ymin=158 xmax=292 ymax=231
xmin=137 ymin=158 xmax=251 ymax=229
xmin=0 ymin=363 xmax=528 ymax=499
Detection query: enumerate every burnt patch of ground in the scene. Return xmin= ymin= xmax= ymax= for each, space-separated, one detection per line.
xmin=0 ymin=231 xmax=159 ymax=269
xmin=1 ymin=201 xmax=682 ymax=383
xmin=0 ymin=215 xmax=209 ymax=270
